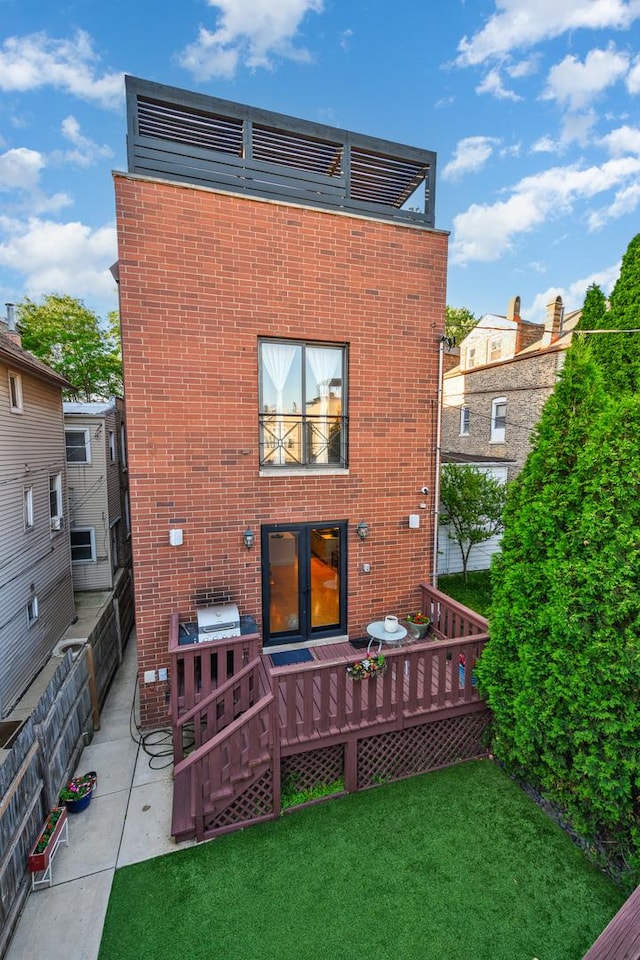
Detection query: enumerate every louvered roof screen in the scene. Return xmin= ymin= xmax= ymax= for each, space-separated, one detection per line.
xmin=127 ymin=77 xmax=436 ymax=227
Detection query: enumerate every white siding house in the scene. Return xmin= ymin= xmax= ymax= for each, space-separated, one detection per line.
xmin=0 ymin=320 xmax=75 ymax=718
xmin=63 ymin=399 xmax=131 ymax=591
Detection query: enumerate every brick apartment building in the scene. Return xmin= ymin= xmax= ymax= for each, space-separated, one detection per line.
xmin=114 ymin=77 xmax=448 ymax=727
xmin=439 ymin=295 xmax=581 ymax=574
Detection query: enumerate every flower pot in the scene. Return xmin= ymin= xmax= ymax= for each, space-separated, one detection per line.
xmin=407 ymin=622 xmax=430 ymax=640
xmin=28 ymin=806 xmax=68 ymax=873
xmin=60 ymin=770 xmax=97 ymax=813
xmin=64 ymin=792 xmax=92 ymax=813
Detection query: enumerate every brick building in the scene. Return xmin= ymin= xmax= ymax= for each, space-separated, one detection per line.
xmin=114 ymin=77 xmax=448 ymax=728
xmin=439 ymin=294 xmax=580 ymax=574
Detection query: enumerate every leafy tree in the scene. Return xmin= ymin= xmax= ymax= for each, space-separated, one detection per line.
xmin=17 ymin=295 xmax=122 ymax=401
xmin=439 ymin=464 xmax=507 ymax=583
xmin=576 ymin=234 xmax=640 ymax=395
xmin=445 ymin=305 xmax=477 ymax=344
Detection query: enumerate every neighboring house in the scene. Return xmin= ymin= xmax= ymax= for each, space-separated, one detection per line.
xmin=114 ymin=76 xmax=448 ymax=729
xmin=0 ymin=307 xmax=76 ymax=718
xmin=63 ymin=399 xmax=132 ymax=591
xmin=438 ymin=294 xmax=580 ymax=575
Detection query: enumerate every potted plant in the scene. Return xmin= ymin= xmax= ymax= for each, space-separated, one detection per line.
xmin=28 ymin=806 xmax=68 ymax=874
xmin=346 ymin=655 xmax=387 ymax=681
xmin=405 ymin=612 xmax=431 ymax=639
xmin=59 ymin=771 xmax=97 ymax=813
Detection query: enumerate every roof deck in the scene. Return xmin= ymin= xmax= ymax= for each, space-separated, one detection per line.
xmin=125 ymin=76 xmax=436 ymax=228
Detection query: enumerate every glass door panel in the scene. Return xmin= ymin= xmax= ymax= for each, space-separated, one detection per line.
xmin=310 ymin=526 xmax=340 ymax=629
xmin=266 ymin=531 xmax=300 ymax=635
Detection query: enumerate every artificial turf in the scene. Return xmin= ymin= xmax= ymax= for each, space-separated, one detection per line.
xmin=98 ymin=760 xmax=623 ymax=960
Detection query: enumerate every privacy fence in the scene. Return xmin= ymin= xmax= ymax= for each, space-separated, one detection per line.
xmin=0 ymin=570 xmax=134 ymax=958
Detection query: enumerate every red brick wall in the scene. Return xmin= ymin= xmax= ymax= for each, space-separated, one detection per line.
xmin=114 ymin=173 xmax=448 ymax=727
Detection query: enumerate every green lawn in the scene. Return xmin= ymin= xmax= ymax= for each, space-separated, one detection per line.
xmin=99 ymin=761 xmax=622 ymax=960
xmin=438 ymin=569 xmax=492 ymax=618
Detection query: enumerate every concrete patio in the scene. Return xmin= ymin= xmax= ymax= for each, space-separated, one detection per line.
xmin=5 ymin=631 xmax=194 ymax=960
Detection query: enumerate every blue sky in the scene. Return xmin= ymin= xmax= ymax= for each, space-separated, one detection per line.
xmin=1 ymin=0 xmax=639 ymax=326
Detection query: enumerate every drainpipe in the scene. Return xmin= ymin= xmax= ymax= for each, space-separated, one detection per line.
xmin=431 ymin=336 xmax=445 ymax=586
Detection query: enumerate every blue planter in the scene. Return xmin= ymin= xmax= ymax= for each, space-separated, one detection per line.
xmin=64 ymin=791 xmax=92 ymax=814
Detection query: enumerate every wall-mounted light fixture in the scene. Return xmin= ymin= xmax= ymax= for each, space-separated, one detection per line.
xmin=243 ymin=526 xmax=255 ymax=550
xmin=356 ymin=520 xmax=369 ymax=541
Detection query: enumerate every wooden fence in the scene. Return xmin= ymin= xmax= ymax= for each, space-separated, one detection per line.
xmin=0 ymin=572 xmax=134 ymax=959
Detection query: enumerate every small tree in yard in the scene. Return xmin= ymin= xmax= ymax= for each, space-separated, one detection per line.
xmin=439 ymin=464 xmax=506 ymax=583
xmin=445 ymin=305 xmax=477 ymax=344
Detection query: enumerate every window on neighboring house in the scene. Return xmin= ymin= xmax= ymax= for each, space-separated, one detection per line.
xmin=460 ymin=406 xmax=470 ymax=436
xmin=465 ymin=346 xmax=477 ymax=369
xmin=124 ymin=491 xmax=131 ymax=536
xmin=111 ymin=520 xmax=120 ymax=570
xmin=120 ymin=424 xmax=127 ymax=469
xmin=71 ymin=528 xmax=96 ymax=563
xmin=27 ymin=596 xmax=39 ymax=626
xmin=65 ymin=429 xmax=90 ymax=463
xmin=24 ymin=486 xmax=34 ymax=530
xmin=9 ymin=371 xmax=23 ymax=412
xmin=489 ymin=338 xmax=502 ymax=362
xmin=108 ymin=430 xmax=116 ymax=462
xmin=258 ymin=339 xmax=347 ymax=468
xmin=491 ymin=397 xmax=507 ymax=443
xmin=49 ymin=473 xmax=63 ymax=531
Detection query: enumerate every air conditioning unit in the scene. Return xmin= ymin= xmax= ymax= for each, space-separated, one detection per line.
xmin=51 ymin=516 xmax=63 ymax=531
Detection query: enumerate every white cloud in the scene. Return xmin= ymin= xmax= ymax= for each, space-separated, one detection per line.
xmin=534 ymin=111 xmax=599 ymax=153
xmin=599 ymin=123 xmax=640 ymax=154
xmin=177 ymin=0 xmax=323 ymax=80
xmin=0 ymin=148 xmax=44 ymax=191
xmin=456 ymin=0 xmax=640 ymax=66
xmin=450 ymin=156 xmax=640 ymax=264
xmin=627 ymin=57 xmax=640 ymax=93
xmin=475 ymin=68 xmax=521 ymax=100
xmin=0 ymin=216 xmax=117 ymax=301
xmin=55 ymin=115 xmax=114 ymax=167
xmin=442 ymin=136 xmax=499 ymax=181
xmin=542 ymin=46 xmax=629 ymax=110
xmin=588 ymin=181 xmax=640 ymax=228
xmin=525 ymin=263 xmax=621 ymax=322
xmin=0 ymin=32 xmax=123 ymax=109
xmin=340 ymin=29 xmax=354 ymax=52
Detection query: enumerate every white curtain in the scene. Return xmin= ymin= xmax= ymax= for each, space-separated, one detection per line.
xmin=262 ymin=343 xmax=297 ymax=464
xmin=307 ymin=347 xmax=341 ymax=463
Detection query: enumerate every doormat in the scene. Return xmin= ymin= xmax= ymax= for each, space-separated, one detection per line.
xmin=270 ymin=648 xmax=314 ymax=666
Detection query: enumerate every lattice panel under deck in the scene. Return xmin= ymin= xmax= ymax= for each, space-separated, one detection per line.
xmin=281 ymin=744 xmax=344 ymax=794
xmin=203 ymin=769 xmax=274 ymax=833
xmin=357 ymin=710 xmax=490 ymax=787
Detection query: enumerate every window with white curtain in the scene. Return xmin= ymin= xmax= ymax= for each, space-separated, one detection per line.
xmin=259 ymin=340 xmax=347 ymax=468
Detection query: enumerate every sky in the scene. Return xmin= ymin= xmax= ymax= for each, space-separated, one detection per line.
xmin=1 ymin=0 xmax=639 ymax=327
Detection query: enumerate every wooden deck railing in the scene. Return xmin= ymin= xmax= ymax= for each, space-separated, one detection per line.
xmin=173 ymin=657 xmax=267 ymax=762
xmin=173 ymin=689 xmax=275 ymax=842
xmin=420 ymin=582 xmax=488 ymax=639
xmin=273 ymin=633 xmax=487 ymax=749
xmin=168 ymin=613 xmax=261 ymax=720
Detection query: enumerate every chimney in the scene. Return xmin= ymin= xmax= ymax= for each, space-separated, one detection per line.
xmin=4 ymin=303 xmax=21 ymax=345
xmin=506 ymin=295 xmax=521 ymax=322
xmin=541 ymin=296 xmax=564 ymax=346
xmin=506 ymin=295 xmax=524 ymax=351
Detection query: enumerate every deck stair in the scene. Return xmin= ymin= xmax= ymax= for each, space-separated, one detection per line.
xmin=171 ymin=654 xmax=275 ymax=842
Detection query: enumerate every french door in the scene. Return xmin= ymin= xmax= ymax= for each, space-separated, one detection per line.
xmin=261 ymin=522 xmax=347 ymax=646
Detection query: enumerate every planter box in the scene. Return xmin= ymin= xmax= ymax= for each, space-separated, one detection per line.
xmin=28 ymin=806 xmax=68 ymax=888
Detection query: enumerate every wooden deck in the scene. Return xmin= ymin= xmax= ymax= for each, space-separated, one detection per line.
xmin=169 ymin=583 xmax=491 ymax=844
